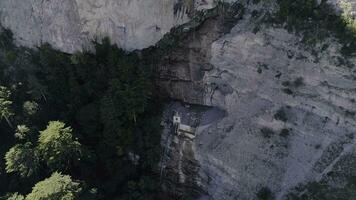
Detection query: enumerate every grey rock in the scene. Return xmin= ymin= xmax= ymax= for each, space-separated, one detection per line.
xmin=159 ymin=1 xmax=356 ymax=199
xmin=0 ymin=0 xmax=239 ymax=53
xmin=0 ymin=0 xmax=190 ymax=53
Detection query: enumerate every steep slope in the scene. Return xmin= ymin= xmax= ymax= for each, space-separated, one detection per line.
xmin=158 ymin=0 xmax=356 ymax=199
xmin=0 ymin=0 xmax=240 ymax=53
xmin=0 ymin=0 xmax=191 ymax=53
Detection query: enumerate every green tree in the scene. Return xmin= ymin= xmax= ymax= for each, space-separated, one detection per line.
xmin=22 ymin=101 xmax=39 ymax=116
xmin=25 ymin=172 xmax=82 ymax=200
xmin=14 ymin=125 xmax=30 ymax=140
xmin=6 ymin=193 xmax=25 ymax=200
xmin=108 ymin=67 xmax=151 ymax=123
xmin=257 ymin=187 xmax=274 ymax=200
xmin=0 ymin=85 xmax=14 ymax=127
xmin=38 ymin=121 xmax=82 ymax=170
xmin=4 ymin=142 xmax=39 ymax=177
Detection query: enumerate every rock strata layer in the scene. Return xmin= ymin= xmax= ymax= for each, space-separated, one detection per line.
xmin=159 ymin=1 xmax=356 ymax=199
xmin=0 ymin=0 xmax=191 ymax=53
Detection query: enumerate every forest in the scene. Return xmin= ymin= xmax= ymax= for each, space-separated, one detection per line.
xmin=0 ymin=28 xmax=165 ymax=200
xmin=1 ymin=0 xmax=356 ymax=199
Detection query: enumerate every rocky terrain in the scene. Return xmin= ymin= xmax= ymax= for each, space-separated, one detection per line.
xmin=2 ymin=0 xmax=356 ymax=199
xmin=0 ymin=0 xmax=191 ymax=53
xmin=0 ymin=0 xmax=238 ymax=53
xmin=158 ymin=1 xmax=356 ymax=199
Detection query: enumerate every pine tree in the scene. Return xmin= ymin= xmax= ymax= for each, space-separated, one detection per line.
xmin=6 ymin=193 xmax=25 ymax=200
xmin=0 ymin=85 xmax=14 ymax=127
xmin=25 ymin=172 xmax=82 ymax=200
xmin=5 ymin=142 xmax=39 ymax=177
xmin=38 ymin=121 xmax=82 ymax=171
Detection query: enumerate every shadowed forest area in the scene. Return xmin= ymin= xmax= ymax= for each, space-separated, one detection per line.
xmin=0 ymin=29 xmax=165 ymax=200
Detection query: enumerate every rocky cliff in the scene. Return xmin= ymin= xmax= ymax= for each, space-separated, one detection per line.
xmin=2 ymin=0 xmax=356 ymax=200
xmin=0 ymin=0 xmax=191 ymax=53
xmin=157 ymin=0 xmax=356 ymax=199
xmin=0 ymin=0 xmax=240 ymax=53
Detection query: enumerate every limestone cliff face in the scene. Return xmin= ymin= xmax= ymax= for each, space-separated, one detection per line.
xmin=0 ymin=0 xmax=241 ymax=53
xmin=158 ymin=1 xmax=356 ymax=200
xmin=197 ymin=27 xmax=356 ymax=199
xmin=0 ymin=0 xmax=190 ymax=53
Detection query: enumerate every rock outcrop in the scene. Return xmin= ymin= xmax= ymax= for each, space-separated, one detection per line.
xmin=158 ymin=1 xmax=356 ymax=199
xmin=0 ymin=0 xmax=240 ymax=53
xmin=197 ymin=27 xmax=356 ymax=199
xmin=0 ymin=0 xmax=191 ymax=53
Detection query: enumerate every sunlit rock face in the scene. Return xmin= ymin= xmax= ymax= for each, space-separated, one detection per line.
xmin=197 ymin=26 xmax=356 ymax=200
xmin=0 ymin=0 xmax=241 ymax=53
xmin=159 ymin=1 xmax=356 ymax=199
xmin=0 ymin=0 xmax=189 ymax=53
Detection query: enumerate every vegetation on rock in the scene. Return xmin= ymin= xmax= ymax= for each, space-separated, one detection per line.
xmin=273 ymin=0 xmax=356 ymax=56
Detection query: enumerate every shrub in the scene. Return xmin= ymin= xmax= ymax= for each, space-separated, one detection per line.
xmin=282 ymin=88 xmax=293 ymax=95
xmin=280 ymin=128 xmax=290 ymax=137
xmin=274 ymin=0 xmax=356 ymax=56
xmin=14 ymin=125 xmax=30 ymax=140
xmin=23 ymin=101 xmax=39 ymax=116
xmin=257 ymin=187 xmax=274 ymax=200
xmin=293 ymin=77 xmax=304 ymax=87
xmin=260 ymin=127 xmax=275 ymax=138
xmin=274 ymin=108 xmax=288 ymax=122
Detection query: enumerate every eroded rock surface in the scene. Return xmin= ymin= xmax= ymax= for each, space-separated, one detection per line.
xmin=159 ymin=1 xmax=356 ymax=199
xmin=198 ymin=27 xmax=356 ymax=199
xmin=0 ymin=0 xmax=240 ymax=53
xmin=0 ymin=0 xmax=190 ymax=53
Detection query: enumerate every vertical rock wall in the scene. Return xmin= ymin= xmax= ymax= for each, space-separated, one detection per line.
xmin=158 ymin=1 xmax=356 ymax=199
xmin=0 ymin=0 xmax=190 ymax=53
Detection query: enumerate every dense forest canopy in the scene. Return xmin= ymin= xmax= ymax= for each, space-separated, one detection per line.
xmin=0 ymin=29 xmax=164 ymax=200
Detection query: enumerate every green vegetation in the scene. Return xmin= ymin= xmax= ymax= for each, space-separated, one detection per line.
xmin=38 ymin=121 xmax=82 ymax=171
xmin=0 ymin=29 xmax=163 ymax=199
xmin=22 ymin=101 xmax=39 ymax=116
xmin=6 ymin=193 xmax=24 ymax=200
xmin=340 ymin=1 xmax=356 ymax=34
xmin=257 ymin=187 xmax=274 ymax=200
xmin=287 ymin=176 xmax=356 ymax=200
xmin=14 ymin=125 xmax=30 ymax=140
xmin=272 ymin=0 xmax=356 ymax=56
xmin=174 ymin=0 xmax=195 ymax=15
xmin=282 ymin=88 xmax=294 ymax=95
xmin=25 ymin=172 xmax=83 ymax=200
xmin=5 ymin=143 xmax=39 ymax=178
xmin=280 ymin=128 xmax=290 ymax=137
xmin=287 ymin=154 xmax=356 ymax=199
xmin=260 ymin=127 xmax=275 ymax=138
xmin=282 ymin=77 xmax=304 ymax=88
xmin=274 ymin=107 xmax=288 ymax=122
xmin=0 ymin=85 xmax=14 ymax=127
xmin=281 ymin=77 xmax=304 ymax=97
